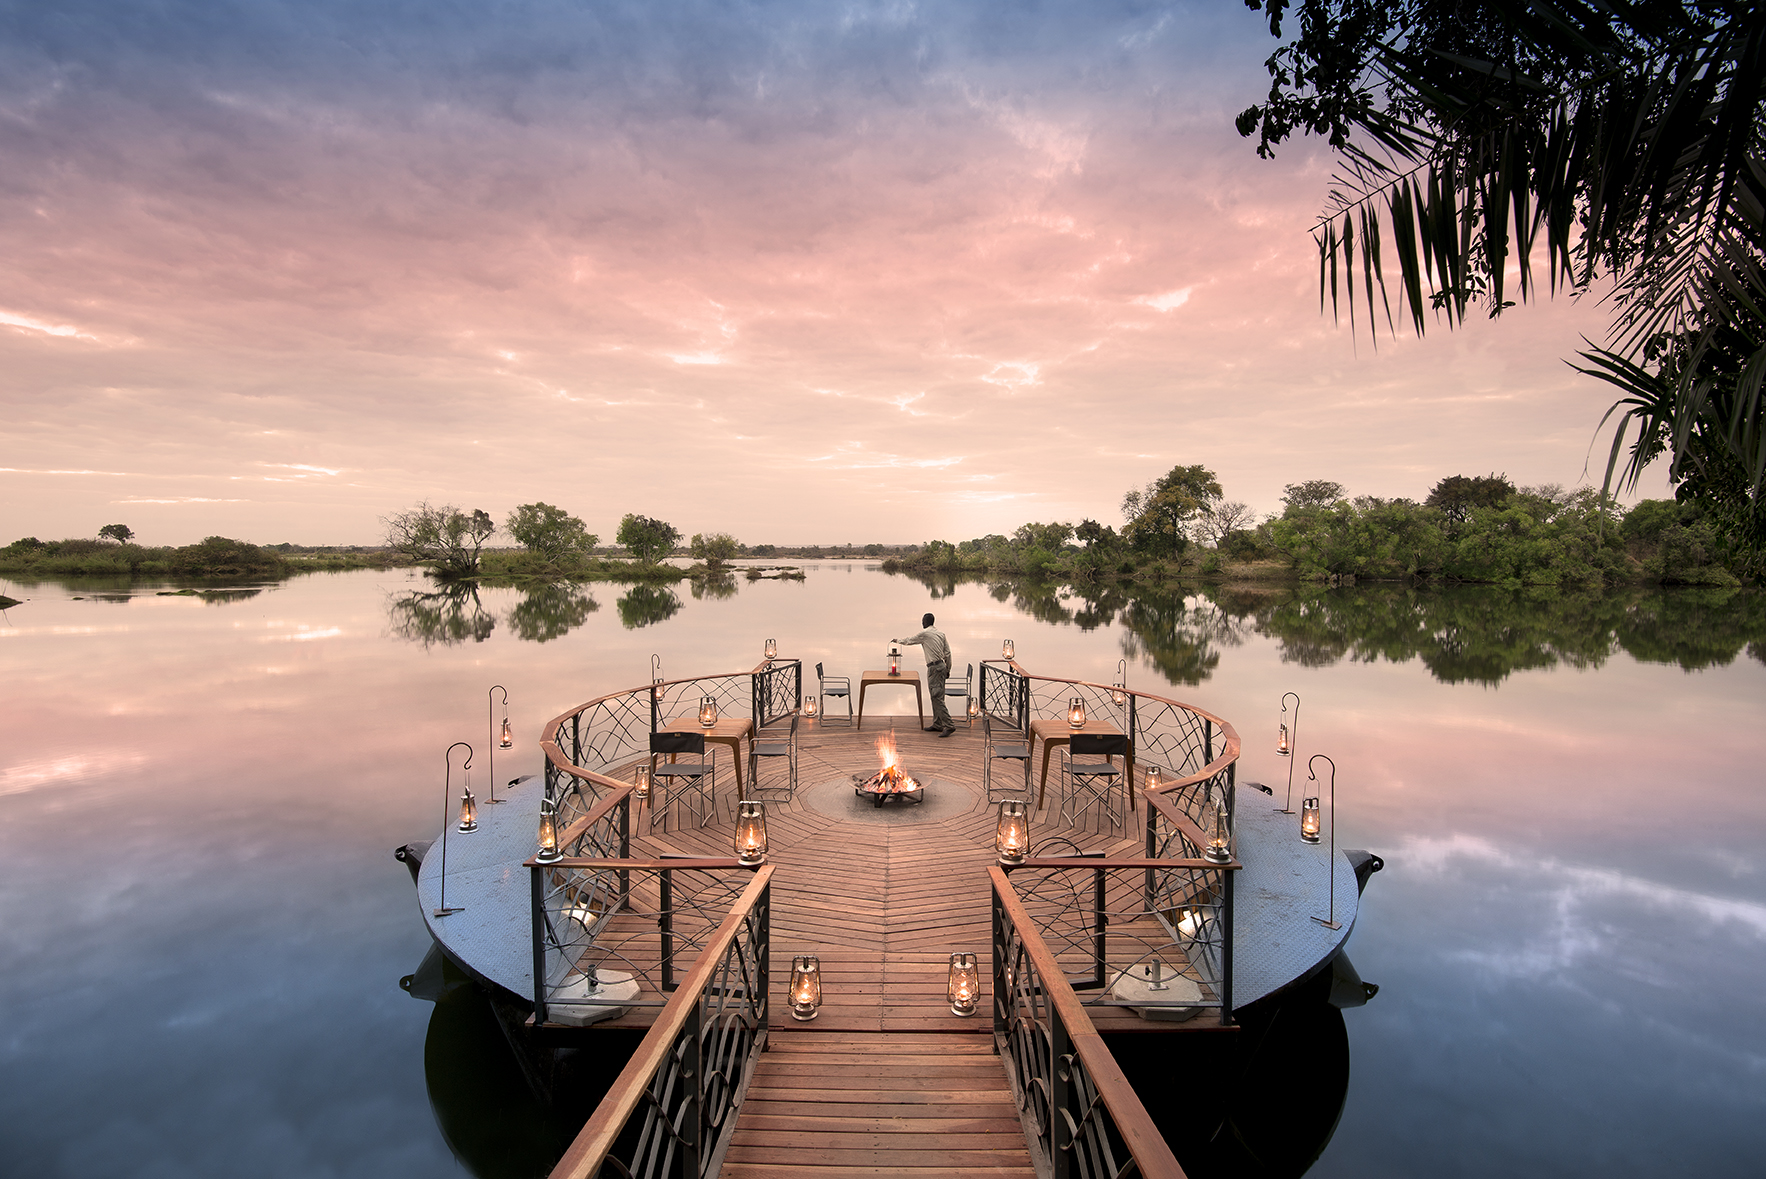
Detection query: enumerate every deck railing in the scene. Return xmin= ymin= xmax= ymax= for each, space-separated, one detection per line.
xmin=992 ymin=867 xmax=1189 ymax=1179
xmin=540 ymin=662 xmax=799 ymax=815
xmin=548 ymin=866 xmax=773 ymax=1179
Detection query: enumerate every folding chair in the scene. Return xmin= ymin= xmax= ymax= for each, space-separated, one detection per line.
xmin=1058 ymin=732 xmax=1129 ymax=834
xmin=982 ymin=712 xmax=1031 ymax=803
xmin=944 ymin=662 xmax=976 ymax=725
xmin=649 ymin=731 xmax=716 ymax=830
xmin=815 ymin=661 xmax=852 ymax=726
xmin=747 ymin=710 xmax=800 ymax=800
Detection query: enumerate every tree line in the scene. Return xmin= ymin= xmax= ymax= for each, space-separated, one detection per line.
xmin=886 ymin=463 xmax=1751 ymax=587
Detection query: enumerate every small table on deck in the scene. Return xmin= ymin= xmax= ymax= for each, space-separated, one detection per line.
xmin=856 ymin=670 xmax=925 ymax=731
xmin=1030 ymin=718 xmax=1135 ymax=810
xmin=660 ymin=716 xmax=755 ymax=797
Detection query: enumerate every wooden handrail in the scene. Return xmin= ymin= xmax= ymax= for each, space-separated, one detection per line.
xmin=548 ymin=864 xmax=775 ymax=1179
xmin=1015 ymin=855 xmax=1239 ymax=871
xmin=991 ymin=866 xmax=1188 ymax=1179
xmin=1144 ymin=791 xmax=1218 ymax=856
xmin=524 ymin=856 xmax=744 ymax=871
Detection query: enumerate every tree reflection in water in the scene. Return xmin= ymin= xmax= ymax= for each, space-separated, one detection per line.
xmin=616 ymin=583 xmax=682 ymax=629
xmin=387 ymin=583 xmax=496 ymax=647
xmin=691 ymin=573 xmax=737 ymax=601
xmin=891 ymin=570 xmax=1766 ymax=688
xmin=505 ymin=582 xmax=598 ymax=643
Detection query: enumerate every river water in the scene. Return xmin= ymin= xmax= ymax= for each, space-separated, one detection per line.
xmin=2 ymin=565 xmax=1762 ymax=1177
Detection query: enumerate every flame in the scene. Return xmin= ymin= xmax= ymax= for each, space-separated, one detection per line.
xmin=875 ymin=733 xmax=899 ymax=774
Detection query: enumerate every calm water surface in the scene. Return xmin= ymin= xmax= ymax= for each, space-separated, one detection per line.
xmin=2 ymin=566 xmax=1763 ymax=1176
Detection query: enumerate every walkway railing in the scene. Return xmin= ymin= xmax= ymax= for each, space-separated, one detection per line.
xmin=548 ymin=866 xmax=773 ymax=1179
xmin=992 ymin=866 xmax=1189 ymax=1179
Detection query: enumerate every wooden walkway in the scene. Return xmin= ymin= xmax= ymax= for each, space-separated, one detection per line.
xmin=722 ymin=1030 xmax=1034 ymax=1178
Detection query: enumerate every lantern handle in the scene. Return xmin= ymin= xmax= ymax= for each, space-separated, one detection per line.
xmin=1306 ymin=752 xmax=1333 ymax=788
xmin=1281 ymin=690 xmax=1300 ymax=718
xmin=447 ymin=741 xmax=474 ymax=784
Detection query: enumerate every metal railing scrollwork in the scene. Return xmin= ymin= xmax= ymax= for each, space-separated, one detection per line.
xmin=548 ymin=867 xmax=773 ymax=1179
xmin=992 ymin=867 xmax=1188 ymax=1179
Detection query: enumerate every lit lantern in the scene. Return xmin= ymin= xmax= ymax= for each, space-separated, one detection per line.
xmin=1112 ymin=683 xmax=1127 ymax=708
xmin=535 ymin=797 xmax=561 ymax=863
xmin=1277 ymin=722 xmax=1292 ymax=757
xmin=764 ymin=637 xmax=777 ymax=662
xmin=802 ymin=694 xmax=819 ymax=719
xmin=457 ymin=786 xmax=478 ymax=833
xmin=996 ymin=800 xmax=1029 ymax=865
xmin=1001 ymin=639 xmax=1015 ymax=660
xmin=699 ymin=696 xmax=719 ymax=727
xmin=499 ymin=715 xmax=514 ymax=750
xmin=887 ymin=644 xmax=901 ymax=676
xmin=1146 ymin=766 xmax=1163 ymax=793
xmin=1300 ymin=796 xmax=1321 ymax=843
xmin=788 ymin=955 xmax=822 ymax=1021
xmin=1067 ymin=697 xmax=1086 ymax=729
xmin=1204 ymin=798 xmax=1232 ymax=863
xmin=947 ymin=952 xmax=980 ymax=1016
xmin=633 ymin=764 xmax=652 ymax=801
xmin=734 ymin=800 xmax=768 ymax=866
xmin=967 ymin=696 xmax=981 ymax=719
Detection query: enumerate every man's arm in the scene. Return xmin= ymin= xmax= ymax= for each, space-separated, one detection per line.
xmin=896 ymin=630 xmax=929 ymax=647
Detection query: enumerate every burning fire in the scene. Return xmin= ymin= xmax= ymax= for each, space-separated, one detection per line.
xmin=861 ymin=732 xmax=919 ymax=793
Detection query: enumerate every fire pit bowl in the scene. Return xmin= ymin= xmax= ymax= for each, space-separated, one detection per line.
xmin=852 ymin=731 xmax=927 ymax=807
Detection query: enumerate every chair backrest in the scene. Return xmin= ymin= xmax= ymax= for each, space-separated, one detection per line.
xmin=651 ymin=731 xmax=705 ymax=756
xmin=1071 ymin=732 xmax=1129 ymax=758
xmin=815 ymin=661 xmax=825 ymax=682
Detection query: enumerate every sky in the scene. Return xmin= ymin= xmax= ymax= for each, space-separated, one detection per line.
xmin=0 ymin=0 xmax=1672 ymax=548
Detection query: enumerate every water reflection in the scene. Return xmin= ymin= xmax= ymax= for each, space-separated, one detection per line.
xmin=690 ymin=573 xmax=738 ymax=601
xmin=505 ymin=583 xmax=599 ymax=643
xmin=616 ymin=584 xmax=682 ymax=629
xmin=388 ymin=583 xmax=497 ymax=647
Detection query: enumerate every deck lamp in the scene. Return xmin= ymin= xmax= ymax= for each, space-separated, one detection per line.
xmin=1277 ymin=693 xmax=1301 ymax=814
xmin=1146 ymin=766 xmax=1163 ymax=793
xmin=486 ymin=685 xmax=511 ymax=804
xmin=457 ymin=784 xmax=478 ymax=833
xmin=535 ymin=797 xmax=561 ymax=863
xmin=1001 ymin=639 xmax=1014 ymax=661
xmin=734 ymin=800 xmax=768 ymax=866
xmin=434 ymin=742 xmax=473 ymax=917
xmin=887 ymin=644 xmax=901 ymax=675
xmin=633 ymin=764 xmax=652 ymax=801
xmin=996 ymin=800 xmax=1029 ymax=865
xmin=1306 ymin=754 xmax=1341 ymax=929
xmin=788 ymin=955 xmax=822 ymax=1021
xmin=1203 ymin=798 xmax=1231 ymax=863
xmin=699 ymin=696 xmax=719 ymax=727
xmin=947 ymin=952 xmax=980 ymax=1016
xmin=1067 ymin=697 xmax=1086 ymax=729
xmin=764 ymin=638 xmax=777 ymax=662
xmin=967 ymin=696 xmax=981 ymax=720
xmin=802 ymin=694 xmax=819 ymax=719
xmin=1300 ymin=797 xmax=1321 ymax=843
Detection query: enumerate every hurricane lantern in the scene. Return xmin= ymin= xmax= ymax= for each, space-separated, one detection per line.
xmin=802 ymin=694 xmax=820 ymax=719
xmin=947 ymin=952 xmax=980 ymax=1016
xmin=499 ymin=716 xmax=513 ymax=750
xmin=734 ymin=800 xmax=768 ymax=866
xmin=1277 ymin=722 xmax=1292 ymax=757
xmin=634 ymin=764 xmax=652 ymax=801
xmin=1300 ymin=797 xmax=1322 ymax=843
xmin=1146 ymin=766 xmax=1163 ymax=793
xmin=996 ymin=800 xmax=1029 ymax=865
xmin=457 ymin=785 xmax=478 ymax=833
xmin=967 ymin=696 xmax=981 ymax=719
xmin=1067 ymin=697 xmax=1086 ymax=729
xmin=1001 ymin=639 xmax=1015 ymax=661
xmin=535 ymin=798 xmax=561 ymax=863
xmin=1112 ymin=659 xmax=1127 ymax=707
xmin=1203 ymin=798 xmax=1231 ymax=863
xmin=887 ymin=644 xmax=901 ymax=676
xmin=698 ymin=695 xmax=719 ymax=728
xmin=764 ymin=637 xmax=777 ymax=662
xmin=788 ymin=955 xmax=822 ymax=1021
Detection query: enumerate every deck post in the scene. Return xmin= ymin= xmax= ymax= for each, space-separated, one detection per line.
xmin=1050 ymin=1007 xmax=1072 ymax=1179
xmin=1092 ymin=867 xmax=1108 ymax=990
xmin=618 ymin=796 xmax=631 ymax=912
xmin=1221 ymin=866 xmax=1235 ymax=1025
xmin=530 ymin=864 xmax=549 ymax=1025
xmin=683 ymin=1001 xmax=704 ymax=1178
xmin=991 ymin=884 xmax=1006 ymax=1052
xmin=660 ymin=868 xmax=675 ymax=992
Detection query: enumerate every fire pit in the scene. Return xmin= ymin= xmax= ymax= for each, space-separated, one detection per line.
xmin=852 ymin=732 xmax=925 ymax=807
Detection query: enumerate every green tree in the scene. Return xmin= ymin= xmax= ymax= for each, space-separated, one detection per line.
xmin=1237 ymin=0 xmax=1766 ymax=556
xmin=689 ymin=531 xmax=740 ymax=568
xmin=1122 ymin=465 xmax=1224 ymax=558
xmin=382 ymin=502 xmax=495 ymax=578
xmin=1425 ymin=474 xmax=1516 ymax=524
xmin=1280 ymin=481 xmax=1346 ymax=513
xmin=506 ymin=502 xmax=597 ymax=562
xmin=617 ymin=514 xmax=682 ymax=564
xmin=98 ymin=524 xmax=134 ymax=543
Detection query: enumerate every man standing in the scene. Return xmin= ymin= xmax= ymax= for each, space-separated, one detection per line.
xmin=894 ymin=613 xmax=956 ymax=736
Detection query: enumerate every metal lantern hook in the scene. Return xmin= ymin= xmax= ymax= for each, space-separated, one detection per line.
xmin=486 ymin=685 xmax=510 ymax=803
xmin=435 ymin=742 xmax=474 ymax=917
xmin=1306 ymin=752 xmax=1341 ymax=931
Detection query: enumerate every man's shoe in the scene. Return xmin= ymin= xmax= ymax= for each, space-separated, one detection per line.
xmin=925 ymin=726 xmax=943 ymax=732
xmin=938 ymin=726 xmax=956 ymax=738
